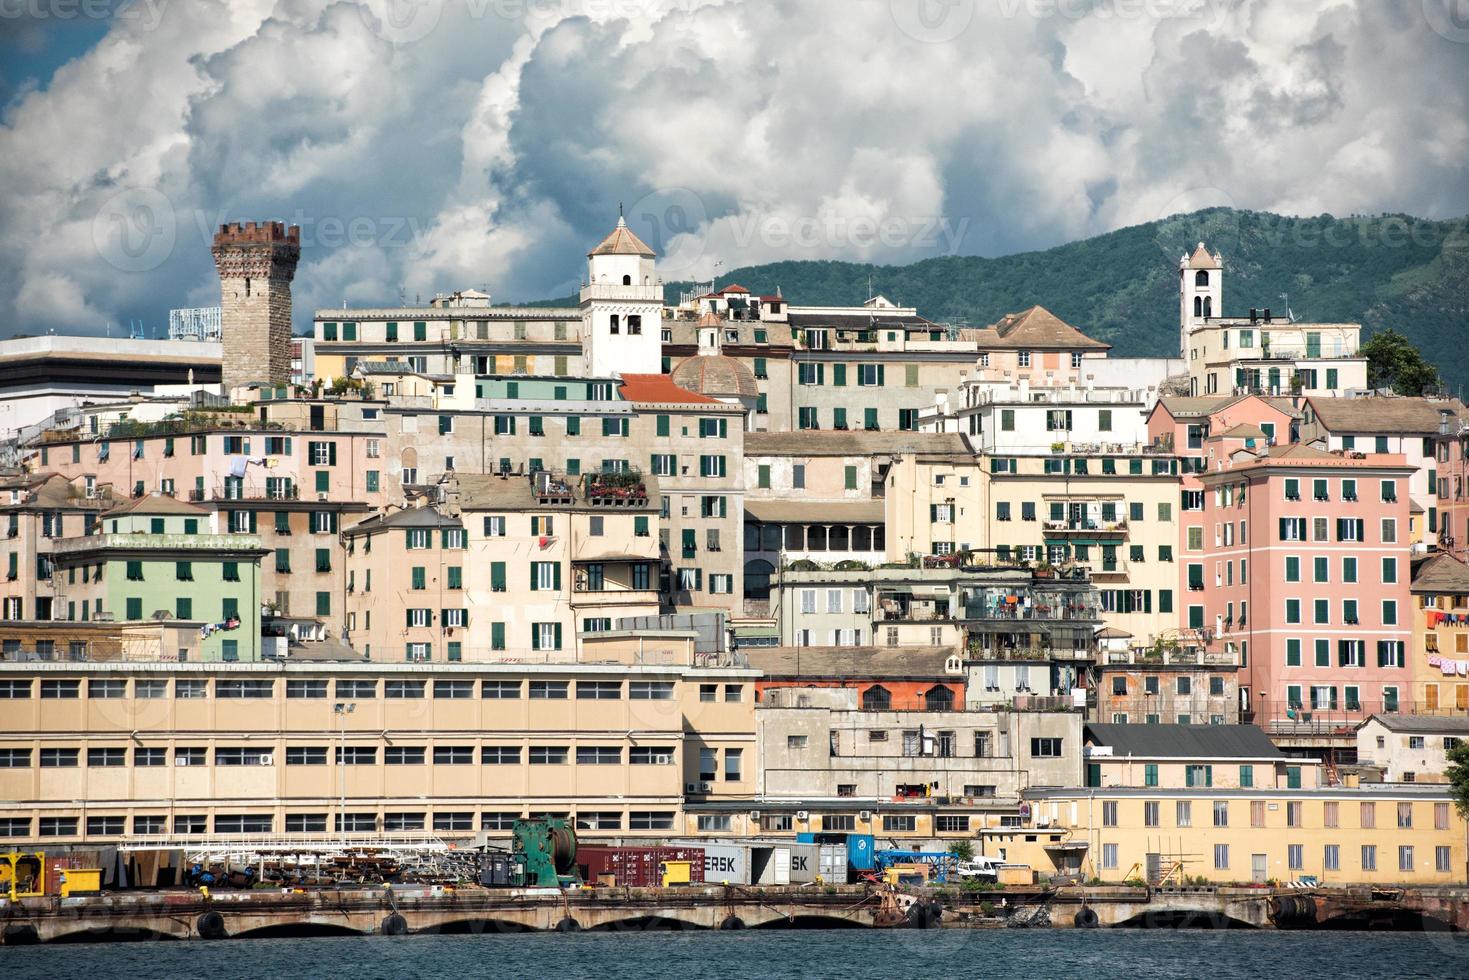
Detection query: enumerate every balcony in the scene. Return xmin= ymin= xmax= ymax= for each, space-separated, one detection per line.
xmin=1042 ymin=519 xmax=1128 ymax=536
xmin=1104 ymin=649 xmax=1238 ymax=666
xmin=215 ymin=482 xmax=300 ymax=502
xmin=584 ymin=471 xmax=648 ymax=506
xmin=569 ymin=587 xmax=661 ymax=609
xmin=579 ymin=282 xmax=663 ymax=303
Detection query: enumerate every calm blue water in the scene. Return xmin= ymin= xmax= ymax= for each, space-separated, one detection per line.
xmin=4 ymin=930 xmax=1467 ymax=978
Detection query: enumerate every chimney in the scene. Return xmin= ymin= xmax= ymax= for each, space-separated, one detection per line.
xmin=1263 ymin=308 xmax=1271 ymax=321
xmin=1249 ymin=308 xmax=1257 ymax=323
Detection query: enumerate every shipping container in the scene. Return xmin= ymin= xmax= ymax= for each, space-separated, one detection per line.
xmin=818 ymin=844 xmax=849 ymax=884
xmin=693 ymin=843 xmax=749 ymax=885
xmin=846 ymin=834 xmax=875 ymax=870
xmin=575 ymin=846 xmax=706 ymax=889
xmin=782 ymin=843 xmax=821 ymax=883
xmin=752 ymin=845 xmax=791 ymax=885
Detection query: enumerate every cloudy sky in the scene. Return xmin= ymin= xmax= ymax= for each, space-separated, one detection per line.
xmin=0 ymin=0 xmax=1465 ymax=338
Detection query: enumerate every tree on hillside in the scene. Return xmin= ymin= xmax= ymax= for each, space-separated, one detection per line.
xmin=1359 ymin=329 xmax=1442 ymax=396
xmin=1448 ymin=740 xmax=1469 ymax=819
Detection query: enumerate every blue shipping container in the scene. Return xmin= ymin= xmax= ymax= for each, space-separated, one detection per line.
xmin=846 ymin=834 xmax=875 ymax=870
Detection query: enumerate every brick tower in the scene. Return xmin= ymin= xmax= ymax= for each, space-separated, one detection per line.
xmin=212 ymin=221 xmax=301 ymax=394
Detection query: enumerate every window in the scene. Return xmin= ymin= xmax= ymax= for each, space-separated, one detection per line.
xmin=1102 ymin=843 xmax=1119 ymax=870
xmin=1144 ymin=801 xmax=1160 ymax=827
xmin=1213 ymin=844 xmax=1229 ymax=870
xmin=629 ymin=680 xmax=675 ymax=700
xmin=529 ymin=680 xmax=568 ymax=700
xmin=882 ymin=814 xmax=916 ymax=833
xmin=1213 ymin=801 xmax=1229 ymax=827
xmin=529 ymin=746 xmax=569 ymax=765
xmin=1030 ymin=738 xmax=1063 ymax=757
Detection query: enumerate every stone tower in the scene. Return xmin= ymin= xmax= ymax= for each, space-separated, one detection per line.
xmin=212 ymin=221 xmax=301 ymax=394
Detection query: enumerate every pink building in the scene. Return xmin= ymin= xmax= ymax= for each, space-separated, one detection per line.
xmin=1193 ymin=443 xmax=1415 ymax=749
xmin=1147 ymin=394 xmax=1301 ymax=642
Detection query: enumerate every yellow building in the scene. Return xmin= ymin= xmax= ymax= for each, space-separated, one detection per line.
xmin=886 ymin=449 xmax=1181 ymax=648
xmin=0 ymin=645 xmax=755 ymax=845
xmin=1015 ymin=784 xmax=1465 ymax=886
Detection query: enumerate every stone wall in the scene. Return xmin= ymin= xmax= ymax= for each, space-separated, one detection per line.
xmin=213 ymin=222 xmax=300 ymax=392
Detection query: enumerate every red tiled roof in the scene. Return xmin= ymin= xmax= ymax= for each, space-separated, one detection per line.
xmin=715 ymin=284 xmax=750 ymax=294
xmin=617 ymin=374 xmax=720 ymax=405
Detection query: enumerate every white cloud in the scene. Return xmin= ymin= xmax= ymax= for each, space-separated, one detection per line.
xmin=0 ymin=0 xmax=1463 ymax=337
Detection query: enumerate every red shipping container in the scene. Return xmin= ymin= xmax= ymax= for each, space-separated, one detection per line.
xmin=576 ymin=846 xmax=705 ymax=887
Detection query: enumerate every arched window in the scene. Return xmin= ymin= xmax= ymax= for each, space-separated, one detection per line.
xmin=1203 ymin=297 xmax=1212 ymax=317
xmin=743 ymin=559 xmax=774 ymax=599
xmin=1195 ymin=270 xmax=1209 ymax=287
xmin=862 ymin=685 xmax=891 ymax=711
xmin=622 ymin=275 xmax=632 ymax=286
xmin=925 ymin=686 xmax=954 ymax=711
xmin=608 ymin=314 xmax=620 ymax=335
xmin=1193 ymin=296 xmax=1202 ymax=317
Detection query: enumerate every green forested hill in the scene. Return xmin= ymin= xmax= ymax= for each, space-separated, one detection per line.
xmin=530 ymin=208 xmax=1469 ymax=390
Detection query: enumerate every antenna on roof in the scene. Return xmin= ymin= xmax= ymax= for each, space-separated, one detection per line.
xmin=619 ymin=201 xmax=624 ymax=218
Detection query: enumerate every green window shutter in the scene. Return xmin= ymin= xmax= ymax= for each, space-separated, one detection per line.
xmin=412 ymin=567 xmax=426 ymax=589
xmin=758 ymin=465 xmax=770 ymax=488
xmin=316 ymin=470 xmax=329 ymax=493
xmin=554 ymin=623 xmax=562 ymax=650
xmin=126 ymin=597 xmax=142 ymax=619
xmin=176 ymin=597 xmax=191 ymax=619
xmin=491 ymin=623 xmax=505 ymax=650
xmin=554 ymin=563 xmax=562 ymax=591
xmin=877 ymin=364 xmax=885 ymax=385
xmin=529 ymin=562 xmax=538 ymax=591
xmin=833 ymin=364 xmax=846 ymax=386
xmin=447 ymin=566 xmax=462 ymax=589
xmin=531 ymin=626 xmax=541 ymax=651
xmin=223 ymin=598 xmax=239 ymax=621
xmin=406 ymin=609 xmax=414 ymax=628
xmin=657 ymin=415 xmax=669 ymax=437
xmin=634 ymin=515 xmax=648 ymax=535
xmin=316 ymin=592 xmax=331 ymax=616
xmin=844 ymin=466 xmax=857 ymax=490
xmin=491 ymin=562 xmax=505 ymax=591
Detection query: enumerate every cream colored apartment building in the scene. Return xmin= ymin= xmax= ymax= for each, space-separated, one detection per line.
xmin=0 ymin=642 xmax=756 ymax=844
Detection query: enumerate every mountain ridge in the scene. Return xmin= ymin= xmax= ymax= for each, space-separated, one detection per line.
xmin=527 ymin=207 xmax=1469 ymax=391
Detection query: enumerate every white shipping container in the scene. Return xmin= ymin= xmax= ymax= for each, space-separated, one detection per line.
xmin=819 ymin=844 xmax=849 ymax=884
xmin=783 ymin=843 xmax=822 ymax=883
xmin=754 ymin=845 xmax=791 ymax=885
xmin=697 ymin=843 xmax=750 ymax=885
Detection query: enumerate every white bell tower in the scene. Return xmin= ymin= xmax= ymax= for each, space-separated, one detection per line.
xmin=581 ymin=211 xmax=664 ymax=377
xmin=1179 ymin=242 xmax=1222 ymax=357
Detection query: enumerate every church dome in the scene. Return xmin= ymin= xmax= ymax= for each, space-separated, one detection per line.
xmin=671 ymin=354 xmax=759 ymax=400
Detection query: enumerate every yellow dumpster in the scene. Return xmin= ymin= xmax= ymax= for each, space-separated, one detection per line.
xmin=59 ymin=868 xmax=102 ymax=897
xmin=659 ymin=860 xmax=693 ymax=887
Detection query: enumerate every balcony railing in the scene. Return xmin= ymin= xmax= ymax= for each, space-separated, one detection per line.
xmin=1042 ymin=519 xmax=1127 ymax=535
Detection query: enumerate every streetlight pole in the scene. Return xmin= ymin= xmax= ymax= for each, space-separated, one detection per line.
xmin=334 ymin=702 xmax=355 ymax=840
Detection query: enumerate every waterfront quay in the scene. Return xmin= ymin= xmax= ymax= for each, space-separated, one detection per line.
xmin=4 ymin=883 xmax=1468 ymax=943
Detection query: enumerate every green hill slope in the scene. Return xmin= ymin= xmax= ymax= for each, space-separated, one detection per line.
xmin=530 ymin=208 xmax=1469 ymax=390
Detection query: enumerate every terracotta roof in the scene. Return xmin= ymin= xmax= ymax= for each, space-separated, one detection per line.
xmin=105 ymin=492 xmax=208 ymax=518
xmin=588 ymin=216 xmax=655 ymax=258
xmin=1410 ymin=553 xmax=1469 ymax=594
xmin=968 ymin=305 xmax=1110 ymax=351
xmin=745 ymin=646 xmax=958 ymax=679
xmin=1187 ymin=242 xmax=1221 ymax=270
xmin=344 ymin=504 xmax=461 ymax=536
xmin=617 ymin=373 xmax=720 ymax=405
xmin=715 ymin=284 xmax=750 ymax=294
xmin=670 ymin=355 xmax=759 ymax=399
xmin=744 ymin=431 xmax=971 ymax=457
xmin=1306 ymin=396 xmax=1469 ymax=435
xmin=1219 ymin=423 xmax=1266 ymax=439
